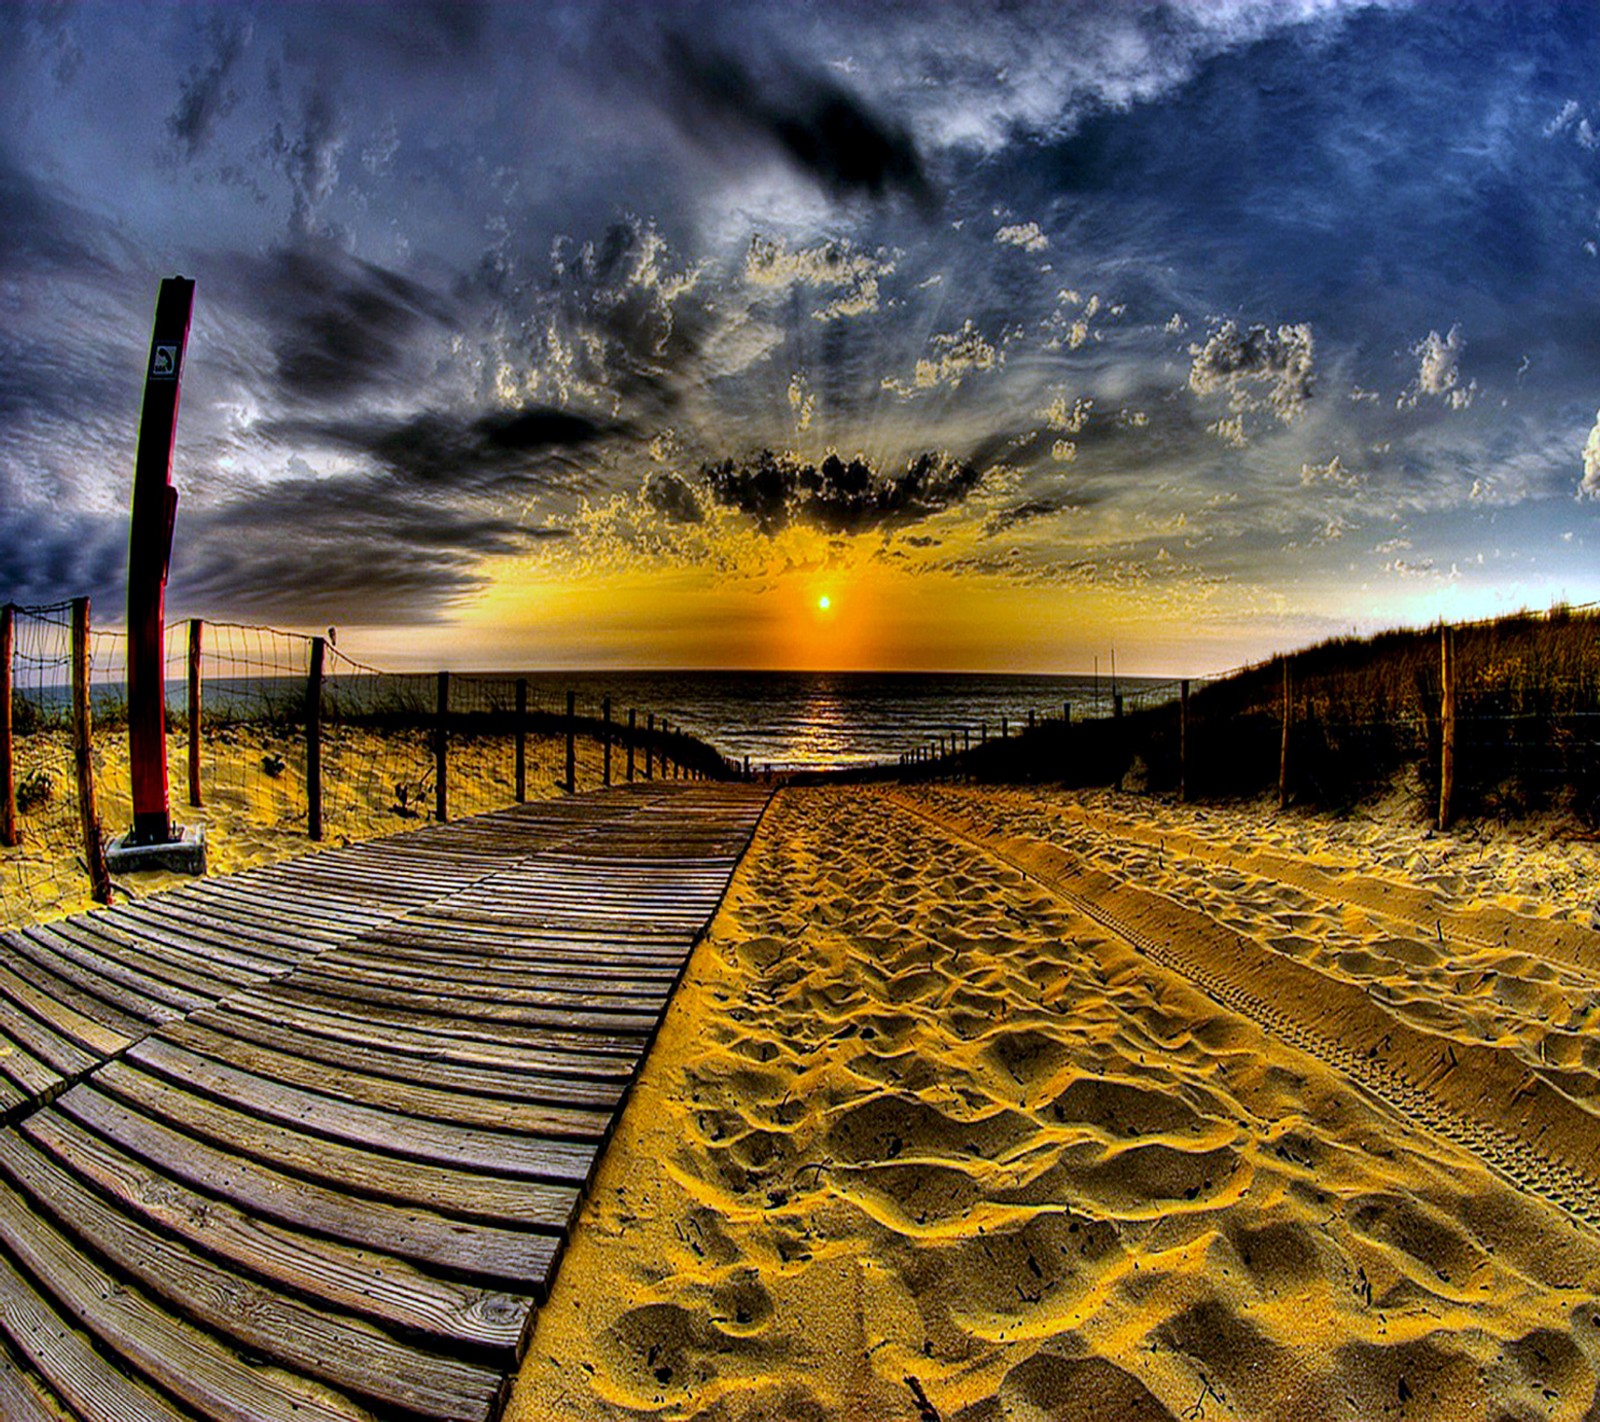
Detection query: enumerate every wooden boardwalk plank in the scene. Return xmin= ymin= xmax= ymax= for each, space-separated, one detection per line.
xmin=21 ymin=1109 xmax=529 ymax=1354
xmin=0 ymin=1129 xmax=504 ymax=1420
xmin=0 ymin=781 xmax=772 ymax=1422
xmin=58 ymin=1086 xmax=565 ymax=1284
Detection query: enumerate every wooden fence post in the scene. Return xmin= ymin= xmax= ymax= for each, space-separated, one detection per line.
xmin=627 ymin=708 xmax=636 ymax=782
xmin=187 ymin=618 xmax=203 ymax=809
xmin=1001 ymin=715 xmax=1008 ymax=739
xmin=514 ymin=678 xmax=527 ymax=803
xmin=1179 ymin=678 xmax=1190 ymax=803
xmin=1278 ymin=656 xmax=1291 ymax=810
xmin=565 ymin=690 xmax=576 ymax=794
xmin=1439 ymin=624 xmax=1456 ymax=830
xmin=602 ymin=696 xmax=612 ymax=787
xmin=645 ymin=712 xmax=654 ymax=779
xmin=1028 ymin=708 xmax=1035 ymax=732
xmin=435 ymin=670 xmax=449 ymax=823
xmin=306 ymin=636 xmax=324 ymax=841
xmin=1 ymin=604 xmax=14 ymax=847
xmin=71 ymin=598 xmax=112 ymax=904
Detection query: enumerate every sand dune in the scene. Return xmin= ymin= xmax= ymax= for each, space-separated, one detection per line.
xmin=0 ymin=727 xmax=613 ymax=930
xmin=509 ymin=786 xmax=1600 ymax=1421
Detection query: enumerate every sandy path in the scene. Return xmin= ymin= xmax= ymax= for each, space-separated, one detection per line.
xmin=508 ymin=786 xmax=1600 ymax=1422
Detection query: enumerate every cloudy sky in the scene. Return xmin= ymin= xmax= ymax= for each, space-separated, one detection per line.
xmin=5 ymin=1 xmax=1600 ymax=673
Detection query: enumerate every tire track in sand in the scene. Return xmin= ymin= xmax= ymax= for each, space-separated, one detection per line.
xmin=1058 ymin=795 xmax=1597 ymax=975
xmin=886 ymin=792 xmax=1600 ymax=1234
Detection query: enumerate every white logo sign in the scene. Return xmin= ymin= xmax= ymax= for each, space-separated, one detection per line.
xmin=150 ymin=344 xmax=179 ymax=379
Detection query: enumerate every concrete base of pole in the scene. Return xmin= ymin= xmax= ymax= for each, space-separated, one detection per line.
xmin=106 ymin=822 xmax=206 ymax=875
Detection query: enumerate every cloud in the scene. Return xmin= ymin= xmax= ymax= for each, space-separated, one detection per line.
xmin=1581 ymin=410 xmax=1600 ymax=499
xmin=0 ymin=510 xmax=127 ymax=607
xmin=176 ymin=473 xmax=567 ymax=622
xmin=266 ymin=82 xmax=347 ymax=236
xmin=656 ymin=33 xmax=933 ymax=207
xmin=1188 ymin=320 xmax=1315 ymax=423
xmin=1300 ymin=455 xmax=1361 ymax=489
xmin=267 ymin=405 xmax=613 ymax=493
xmin=643 ymin=471 xmax=704 ymax=525
xmin=698 ymin=449 xmax=983 ymax=534
xmin=743 ymin=235 xmax=891 ymax=320
xmin=0 ymin=146 xmax=119 ymax=277
xmin=231 ymin=244 xmax=456 ymax=405
xmin=995 ymin=221 xmax=1049 ymax=253
xmin=985 ymin=496 xmax=1072 ymax=535
xmin=884 ymin=320 xmax=1001 ymax=395
xmin=1401 ymin=324 xmax=1475 ymax=409
xmin=168 ymin=14 xmax=250 ymax=159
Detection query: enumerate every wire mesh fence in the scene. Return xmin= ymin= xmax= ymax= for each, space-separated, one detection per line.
xmin=2 ymin=602 xmax=94 ymax=925
xmin=3 ymin=607 xmax=733 ymax=931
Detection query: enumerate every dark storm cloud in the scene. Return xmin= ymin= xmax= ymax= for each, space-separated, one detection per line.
xmin=644 ymin=471 xmax=704 ymax=525
xmin=699 ymin=450 xmax=982 ymax=534
xmin=168 ymin=14 xmax=250 ymax=159
xmin=228 ymin=245 xmax=456 ymax=404
xmin=176 ymin=475 xmax=568 ymax=622
xmin=656 ymin=33 xmax=933 ymax=208
xmin=0 ymin=512 xmax=127 ymax=608
xmin=267 ymin=406 xmax=613 ymax=492
xmin=266 ymin=82 xmax=346 ymax=237
xmin=0 ymin=147 xmax=117 ymax=276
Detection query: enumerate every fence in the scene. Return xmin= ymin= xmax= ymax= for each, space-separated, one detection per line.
xmin=902 ymin=606 xmax=1600 ymax=826
xmin=2 ymin=605 xmax=732 ymax=929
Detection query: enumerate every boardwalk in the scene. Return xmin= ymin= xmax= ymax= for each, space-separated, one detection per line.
xmin=0 ymin=782 xmax=770 ymax=1421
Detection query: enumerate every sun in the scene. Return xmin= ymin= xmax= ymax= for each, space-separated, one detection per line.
xmin=817 ymin=594 xmax=832 ymax=611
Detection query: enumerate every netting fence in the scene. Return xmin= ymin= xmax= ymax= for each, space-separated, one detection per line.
xmin=3 ymin=605 xmax=733 ymax=930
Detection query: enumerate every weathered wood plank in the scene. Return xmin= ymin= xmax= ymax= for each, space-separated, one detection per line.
xmin=158 ymin=1019 xmax=615 ymax=1139
xmin=0 ymin=1248 xmax=191 ymax=1422
xmin=188 ymin=1006 xmax=626 ymax=1109
xmin=243 ymin=981 xmax=656 ymax=1050
xmin=0 ymin=1163 xmax=376 ymax=1422
xmin=0 ymin=958 xmax=137 ymax=1058
xmin=59 ymin=1086 xmax=565 ymax=1282
xmin=213 ymin=990 xmax=641 ymax=1082
xmin=0 ymin=1129 xmax=504 ymax=1420
xmin=0 ymin=1345 xmax=71 ymax=1422
xmin=88 ymin=1064 xmax=586 ymax=1224
xmin=17 ymin=922 xmax=220 ymax=1013
xmin=21 ymin=1109 xmax=529 ymax=1354
xmin=126 ymin=1039 xmax=602 ymax=1181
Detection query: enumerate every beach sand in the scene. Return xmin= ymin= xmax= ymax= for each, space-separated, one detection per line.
xmin=508 ymin=784 xmax=1600 ymax=1421
xmin=1 ymin=726 xmax=613 ymax=930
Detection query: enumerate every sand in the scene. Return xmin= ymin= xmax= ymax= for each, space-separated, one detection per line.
xmin=508 ymin=785 xmax=1600 ymax=1422
xmin=1 ymin=726 xmax=613 ymax=930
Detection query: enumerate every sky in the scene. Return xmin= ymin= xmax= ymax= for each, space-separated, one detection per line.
xmin=5 ymin=0 xmax=1600 ymax=674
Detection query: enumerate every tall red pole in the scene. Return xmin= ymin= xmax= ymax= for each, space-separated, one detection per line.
xmin=127 ymin=276 xmax=195 ymax=845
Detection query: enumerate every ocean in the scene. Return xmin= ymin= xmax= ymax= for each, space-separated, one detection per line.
xmin=24 ymin=670 xmax=1180 ymax=773
xmin=480 ymin=671 xmax=1178 ymax=771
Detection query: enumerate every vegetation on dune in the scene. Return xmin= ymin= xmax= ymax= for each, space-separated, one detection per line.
xmin=925 ymin=605 xmax=1600 ymax=823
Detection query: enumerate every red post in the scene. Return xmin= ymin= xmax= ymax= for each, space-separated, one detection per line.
xmin=126 ymin=276 xmax=195 ymax=845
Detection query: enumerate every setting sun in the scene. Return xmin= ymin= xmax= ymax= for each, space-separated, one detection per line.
xmin=818 ymin=595 xmax=832 ymax=611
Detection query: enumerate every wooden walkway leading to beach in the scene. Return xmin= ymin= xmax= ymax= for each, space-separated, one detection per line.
xmin=0 ymin=782 xmax=770 ymax=1422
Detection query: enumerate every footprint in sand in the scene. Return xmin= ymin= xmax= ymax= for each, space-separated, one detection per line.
xmin=983 ymin=1351 xmax=1179 ymax=1422
xmin=824 ymin=1093 xmax=1039 ymax=1167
